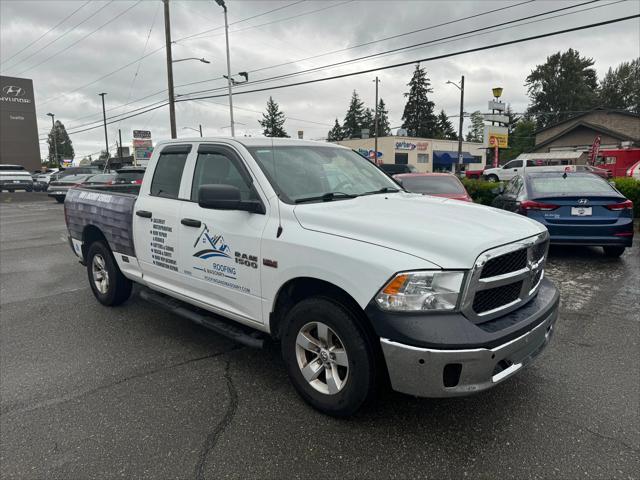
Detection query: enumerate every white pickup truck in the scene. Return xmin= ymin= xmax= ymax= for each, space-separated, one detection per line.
xmin=64 ymin=138 xmax=559 ymax=416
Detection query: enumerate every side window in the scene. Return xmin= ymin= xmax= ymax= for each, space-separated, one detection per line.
xmin=150 ymin=146 xmax=190 ymax=198
xmin=504 ymin=160 xmax=522 ymax=169
xmin=191 ymin=151 xmax=257 ymax=202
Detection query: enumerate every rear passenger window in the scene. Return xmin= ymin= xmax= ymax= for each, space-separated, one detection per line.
xmin=191 ymin=151 xmax=257 ymax=201
xmin=150 ymin=146 xmax=190 ymax=198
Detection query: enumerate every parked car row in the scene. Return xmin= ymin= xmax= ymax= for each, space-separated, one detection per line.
xmin=47 ymin=167 xmax=146 ymax=202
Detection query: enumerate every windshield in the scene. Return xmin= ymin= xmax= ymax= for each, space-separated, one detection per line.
xmin=400 ymin=175 xmax=465 ymax=194
xmin=88 ymin=173 xmax=116 ymax=183
xmin=529 ymin=175 xmax=614 ymax=195
xmin=247 ymin=146 xmax=399 ymax=203
xmin=116 ymin=171 xmax=144 ymax=182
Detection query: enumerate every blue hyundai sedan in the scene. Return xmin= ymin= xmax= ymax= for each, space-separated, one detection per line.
xmin=492 ymin=172 xmax=634 ymax=257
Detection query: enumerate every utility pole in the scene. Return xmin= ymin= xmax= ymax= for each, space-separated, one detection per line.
xmin=457 ymin=75 xmax=465 ymax=169
xmin=373 ymin=76 xmax=379 ymax=164
xmin=199 ymin=124 xmax=203 ymax=137
xmin=163 ymin=0 xmax=177 ymax=139
xmin=46 ymin=113 xmax=58 ymax=167
xmin=216 ymin=0 xmax=235 ymax=137
xmin=118 ymin=128 xmax=123 ymax=162
xmin=98 ymin=93 xmax=109 ymax=157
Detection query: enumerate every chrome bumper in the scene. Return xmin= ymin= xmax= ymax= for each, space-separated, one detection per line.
xmin=380 ymin=306 xmax=557 ymax=398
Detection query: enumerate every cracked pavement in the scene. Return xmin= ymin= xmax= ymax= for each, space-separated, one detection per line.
xmin=1 ymin=193 xmax=638 ymax=479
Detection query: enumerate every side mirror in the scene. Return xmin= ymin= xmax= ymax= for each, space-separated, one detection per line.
xmin=198 ymin=184 xmax=265 ymax=214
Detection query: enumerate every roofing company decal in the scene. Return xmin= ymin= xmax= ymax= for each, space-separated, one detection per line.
xmin=193 ymin=224 xmax=231 ymax=259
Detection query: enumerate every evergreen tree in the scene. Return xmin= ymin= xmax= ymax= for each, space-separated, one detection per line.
xmin=401 ymin=63 xmax=438 ymax=137
xmin=525 ymin=48 xmax=598 ymax=127
xmin=259 ymin=96 xmax=289 ymax=137
xmin=372 ymin=98 xmax=391 ymax=137
xmin=599 ymin=58 xmax=640 ymax=113
xmin=47 ymin=120 xmax=74 ymax=166
xmin=342 ymin=90 xmax=365 ymax=138
xmin=362 ymin=108 xmax=374 ymax=136
xmin=435 ymin=110 xmax=457 ymax=140
xmin=327 ymin=118 xmax=344 ymax=142
xmin=465 ymin=111 xmax=485 ymax=142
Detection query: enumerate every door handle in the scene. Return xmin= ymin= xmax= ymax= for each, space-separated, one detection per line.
xmin=136 ymin=210 xmax=152 ymax=218
xmin=181 ymin=218 xmax=202 ymax=228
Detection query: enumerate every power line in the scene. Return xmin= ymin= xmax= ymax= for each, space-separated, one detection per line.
xmin=13 ymin=1 xmax=144 ymax=77
xmin=2 ymin=1 xmax=115 ymax=74
xmin=0 ymin=0 xmax=92 ymax=68
xmin=59 ymin=15 xmax=638 ymax=138
xmin=175 ymin=0 xmax=308 ymax=42
xmin=178 ymin=0 xmax=604 ymax=98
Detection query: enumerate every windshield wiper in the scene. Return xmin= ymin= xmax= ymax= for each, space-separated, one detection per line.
xmin=295 ymin=192 xmax=357 ymax=204
xmin=358 ymin=186 xmax=400 ymax=196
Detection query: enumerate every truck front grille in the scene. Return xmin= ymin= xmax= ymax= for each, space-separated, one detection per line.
xmin=462 ymin=234 xmax=549 ymax=323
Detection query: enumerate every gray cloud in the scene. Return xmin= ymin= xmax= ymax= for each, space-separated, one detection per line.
xmin=1 ymin=0 xmax=638 ymax=158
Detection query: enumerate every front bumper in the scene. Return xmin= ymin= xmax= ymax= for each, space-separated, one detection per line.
xmin=371 ymin=278 xmax=559 ymax=397
xmin=0 ymin=180 xmax=33 ymax=190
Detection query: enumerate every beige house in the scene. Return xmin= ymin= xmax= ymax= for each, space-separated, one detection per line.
xmin=336 ymin=136 xmax=486 ymax=173
xmin=533 ymin=109 xmax=640 ymax=153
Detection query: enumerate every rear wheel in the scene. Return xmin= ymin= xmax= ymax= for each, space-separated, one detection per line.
xmin=603 ymin=246 xmax=625 ymax=257
xmin=86 ymin=241 xmax=132 ymax=306
xmin=281 ymin=297 xmax=378 ymax=416
xmin=55 ymin=196 xmax=64 ymax=203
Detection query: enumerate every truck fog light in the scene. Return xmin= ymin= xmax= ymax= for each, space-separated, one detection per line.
xmin=375 ymin=271 xmax=465 ymax=312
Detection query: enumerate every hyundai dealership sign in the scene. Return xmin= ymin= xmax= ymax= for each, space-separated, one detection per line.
xmin=0 ymin=76 xmax=40 ymax=171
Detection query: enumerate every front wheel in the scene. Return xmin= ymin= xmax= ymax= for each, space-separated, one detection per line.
xmin=281 ymin=297 xmax=378 ymax=417
xmin=603 ymin=246 xmax=625 ymax=257
xmin=54 ymin=196 xmax=64 ymax=203
xmin=486 ymin=174 xmax=499 ymax=183
xmin=86 ymin=241 xmax=132 ymax=306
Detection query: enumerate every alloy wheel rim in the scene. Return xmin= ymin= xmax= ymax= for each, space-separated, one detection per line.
xmin=92 ymin=254 xmax=109 ymax=294
xmin=295 ymin=321 xmax=349 ymax=395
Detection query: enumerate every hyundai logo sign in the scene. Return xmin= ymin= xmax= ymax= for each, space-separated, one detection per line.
xmin=2 ymin=85 xmax=25 ymax=97
xmin=577 ymin=198 xmax=589 ymax=205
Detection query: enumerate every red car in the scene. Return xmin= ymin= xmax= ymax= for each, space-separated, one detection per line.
xmin=393 ymin=173 xmax=473 ymax=202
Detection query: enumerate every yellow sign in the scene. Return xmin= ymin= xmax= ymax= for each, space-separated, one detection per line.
xmin=489 ymin=133 xmax=508 ymax=148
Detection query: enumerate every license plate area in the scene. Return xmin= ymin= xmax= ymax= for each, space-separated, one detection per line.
xmin=571 ymin=207 xmax=592 ymax=216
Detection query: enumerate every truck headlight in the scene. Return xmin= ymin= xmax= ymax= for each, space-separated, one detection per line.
xmin=375 ymin=271 xmax=465 ymax=312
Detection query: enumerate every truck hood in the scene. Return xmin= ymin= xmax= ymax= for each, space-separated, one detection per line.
xmin=293 ymin=192 xmax=545 ymax=269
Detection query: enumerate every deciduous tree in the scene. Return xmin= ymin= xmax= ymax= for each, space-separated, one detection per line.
xmin=465 ymin=111 xmax=485 ymax=142
xmin=599 ymin=58 xmax=640 ymax=113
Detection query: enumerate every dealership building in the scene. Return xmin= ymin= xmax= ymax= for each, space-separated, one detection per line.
xmin=336 ymin=136 xmax=486 ymax=172
xmin=0 ymin=76 xmax=41 ymax=171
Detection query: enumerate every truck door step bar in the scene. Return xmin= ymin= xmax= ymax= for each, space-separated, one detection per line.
xmin=139 ymin=288 xmax=265 ymax=349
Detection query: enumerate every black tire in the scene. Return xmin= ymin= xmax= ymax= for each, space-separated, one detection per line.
xmin=55 ymin=196 xmax=64 ymax=203
xmin=281 ymin=297 xmax=378 ymax=416
xmin=86 ymin=241 xmax=132 ymax=306
xmin=486 ymin=174 xmax=499 ymax=183
xmin=603 ymin=246 xmax=625 ymax=258
xmin=8 ymin=189 xmax=14 ymax=193
xmin=26 ymin=186 xmax=33 ymax=192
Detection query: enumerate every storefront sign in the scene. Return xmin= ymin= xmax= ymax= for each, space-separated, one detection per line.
xmin=417 ymin=142 xmax=429 ymax=151
xmin=133 ymin=130 xmax=151 ymax=139
xmin=357 ymin=148 xmax=383 ymax=160
xmin=395 ymin=141 xmax=416 ymax=151
xmin=133 ymin=139 xmax=152 ymax=148
xmin=484 ymin=125 xmax=508 ymax=148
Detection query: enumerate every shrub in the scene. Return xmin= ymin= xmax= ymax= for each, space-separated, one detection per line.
xmin=461 ymin=178 xmax=502 ymax=206
xmin=612 ymin=177 xmax=640 ymax=218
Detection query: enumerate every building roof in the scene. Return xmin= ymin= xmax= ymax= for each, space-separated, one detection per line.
xmin=534 ymin=121 xmax=638 ymax=151
xmin=534 ymin=108 xmax=640 ymax=135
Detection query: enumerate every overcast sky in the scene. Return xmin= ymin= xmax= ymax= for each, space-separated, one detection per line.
xmin=1 ymin=0 xmax=639 ymax=159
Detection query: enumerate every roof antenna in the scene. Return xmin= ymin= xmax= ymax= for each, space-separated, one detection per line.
xmin=271 ymin=136 xmax=283 ymax=238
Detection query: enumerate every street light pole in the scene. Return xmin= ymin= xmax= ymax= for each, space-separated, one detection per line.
xmin=373 ymin=76 xmax=379 ymax=164
xmin=216 ymin=0 xmax=235 ymax=137
xmin=98 ymin=93 xmax=109 ymax=156
xmin=46 ymin=113 xmax=57 ymax=166
xmin=457 ymin=75 xmax=465 ymax=168
xmin=199 ymin=124 xmax=203 ymax=137
xmin=163 ymin=0 xmax=177 ymax=139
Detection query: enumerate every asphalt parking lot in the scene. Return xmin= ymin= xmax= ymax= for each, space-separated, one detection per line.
xmin=1 ymin=192 xmax=638 ymax=479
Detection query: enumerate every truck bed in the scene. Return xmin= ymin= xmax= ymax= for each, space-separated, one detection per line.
xmin=65 ymin=186 xmax=138 ymax=257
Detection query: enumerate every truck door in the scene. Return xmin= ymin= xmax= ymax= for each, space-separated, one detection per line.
xmin=133 ymin=144 xmax=193 ymax=291
xmin=178 ymin=144 xmax=268 ymax=325
xmin=501 ymin=160 xmax=522 ymax=181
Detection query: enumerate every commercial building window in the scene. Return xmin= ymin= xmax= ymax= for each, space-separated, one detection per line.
xmin=472 ymin=155 xmax=482 ymax=163
xmin=417 ymin=154 xmax=429 ymax=164
xmin=395 ymin=153 xmax=408 ymax=164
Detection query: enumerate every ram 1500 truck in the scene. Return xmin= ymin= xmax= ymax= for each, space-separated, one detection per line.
xmin=64 ymin=138 xmax=559 ymax=416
